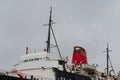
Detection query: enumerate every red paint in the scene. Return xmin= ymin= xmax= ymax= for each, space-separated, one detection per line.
xmin=11 ymin=69 xmax=24 ymax=78
xmin=72 ymin=46 xmax=88 ymax=65
xmin=17 ymin=73 xmax=24 ymax=78
xmin=72 ymin=53 xmax=87 ymax=65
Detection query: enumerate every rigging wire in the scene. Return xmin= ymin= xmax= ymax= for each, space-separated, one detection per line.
xmin=50 ymin=25 xmax=62 ymax=60
xmin=108 ymin=55 xmax=116 ymax=75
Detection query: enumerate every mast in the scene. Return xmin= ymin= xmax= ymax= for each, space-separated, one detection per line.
xmin=106 ymin=43 xmax=109 ymax=76
xmin=46 ymin=7 xmax=62 ymax=60
xmin=46 ymin=7 xmax=52 ymax=53
xmin=105 ymin=43 xmax=115 ymax=76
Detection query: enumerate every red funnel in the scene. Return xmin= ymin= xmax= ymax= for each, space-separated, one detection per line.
xmin=72 ymin=46 xmax=88 ymax=65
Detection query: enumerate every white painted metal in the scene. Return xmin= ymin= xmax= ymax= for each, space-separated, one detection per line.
xmin=14 ymin=51 xmax=63 ymax=80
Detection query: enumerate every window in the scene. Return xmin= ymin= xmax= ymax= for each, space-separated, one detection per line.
xmin=22 ymin=56 xmax=48 ymax=63
xmin=35 ymin=58 xmax=39 ymax=60
xmin=23 ymin=59 xmax=28 ymax=62
xmin=29 ymin=59 xmax=34 ymax=61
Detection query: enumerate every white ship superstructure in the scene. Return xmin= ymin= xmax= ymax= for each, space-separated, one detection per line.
xmin=13 ymin=51 xmax=64 ymax=79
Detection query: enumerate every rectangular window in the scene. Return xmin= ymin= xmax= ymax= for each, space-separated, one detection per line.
xmin=35 ymin=58 xmax=39 ymax=60
xmin=29 ymin=59 xmax=34 ymax=61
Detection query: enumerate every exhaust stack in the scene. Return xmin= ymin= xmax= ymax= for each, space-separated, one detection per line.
xmin=72 ymin=46 xmax=88 ymax=65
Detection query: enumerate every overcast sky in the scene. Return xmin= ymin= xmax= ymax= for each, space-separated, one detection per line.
xmin=0 ymin=0 xmax=120 ymax=74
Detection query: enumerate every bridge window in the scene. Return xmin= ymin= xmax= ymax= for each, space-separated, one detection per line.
xmin=29 ymin=59 xmax=34 ymax=61
xmin=22 ymin=56 xmax=49 ymax=63
xmin=24 ymin=59 xmax=28 ymax=62
xmin=35 ymin=58 xmax=39 ymax=60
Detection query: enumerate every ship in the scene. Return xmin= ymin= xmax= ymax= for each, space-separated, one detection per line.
xmin=0 ymin=7 xmax=118 ymax=80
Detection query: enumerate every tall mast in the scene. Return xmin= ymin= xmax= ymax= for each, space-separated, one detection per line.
xmin=105 ymin=43 xmax=115 ymax=76
xmin=47 ymin=7 xmax=52 ymax=53
xmin=106 ymin=43 xmax=109 ymax=76
xmin=46 ymin=7 xmax=62 ymax=60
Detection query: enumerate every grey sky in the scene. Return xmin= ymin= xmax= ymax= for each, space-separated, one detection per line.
xmin=0 ymin=0 xmax=120 ymax=74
